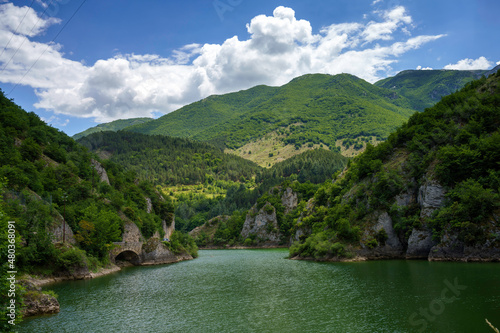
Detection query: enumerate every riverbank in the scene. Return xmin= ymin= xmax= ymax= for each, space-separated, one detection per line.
xmin=24 ymin=264 xmax=122 ymax=288
xmin=199 ymin=245 xmax=289 ymax=250
xmin=26 ymin=254 xmax=194 ymax=287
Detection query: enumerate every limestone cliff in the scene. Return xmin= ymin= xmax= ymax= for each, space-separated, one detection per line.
xmin=241 ymin=203 xmax=281 ymax=245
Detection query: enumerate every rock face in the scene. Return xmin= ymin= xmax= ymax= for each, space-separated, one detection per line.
xmin=240 ymin=187 xmax=299 ymax=245
xmin=359 ymin=211 xmax=404 ymax=258
xmin=91 ymin=158 xmax=110 ymax=185
xmin=406 ymin=228 xmax=437 ymax=259
xmin=146 ymin=197 xmax=153 ymax=214
xmin=163 ymin=215 xmax=175 ymax=240
xmin=49 ymin=216 xmax=76 ymax=245
xmin=418 ymin=179 xmax=446 ymax=218
xmin=21 ymin=281 xmax=60 ymax=317
xmin=141 ymin=237 xmax=192 ymax=265
xmin=428 ymin=231 xmax=500 ymax=262
xmin=122 ymin=221 xmax=143 ymax=243
xmin=281 ymin=187 xmax=298 ymax=215
xmin=241 ymin=203 xmax=280 ymax=244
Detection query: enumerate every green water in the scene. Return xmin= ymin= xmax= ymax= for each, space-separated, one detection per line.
xmin=20 ymin=249 xmax=500 ymax=332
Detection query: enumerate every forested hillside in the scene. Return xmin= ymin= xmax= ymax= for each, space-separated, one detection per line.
xmin=78 ymin=130 xmax=348 ymax=233
xmin=374 ymin=68 xmax=496 ymax=111
xmin=78 ymin=131 xmax=261 ymax=185
xmin=174 ymin=148 xmax=348 ymax=233
xmin=126 ymin=73 xmax=416 ymax=153
xmin=289 ymin=70 xmax=500 ymax=261
xmin=0 ymin=90 xmax=179 ymax=273
xmin=72 ymin=117 xmax=153 ymax=140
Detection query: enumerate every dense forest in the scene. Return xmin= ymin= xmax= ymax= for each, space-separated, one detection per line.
xmin=289 ymin=70 xmax=500 ymax=259
xmin=78 ymin=131 xmax=261 ymax=185
xmin=174 ymin=149 xmax=348 ymax=232
xmin=0 ymin=89 xmax=198 ymax=327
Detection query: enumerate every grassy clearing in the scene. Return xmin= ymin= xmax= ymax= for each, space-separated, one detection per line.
xmin=227 ymin=130 xmax=329 ymax=168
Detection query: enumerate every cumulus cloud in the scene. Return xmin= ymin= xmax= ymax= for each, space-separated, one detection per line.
xmin=416 ymin=65 xmax=433 ymax=70
xmin=0 ymin=4 xmax=445 ymax=122
xmin=444 ymin=56 xmax=493 ymax=70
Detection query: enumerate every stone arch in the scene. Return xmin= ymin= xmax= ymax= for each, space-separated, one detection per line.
xmin=114 ymin=250 xmax=141 ymax=266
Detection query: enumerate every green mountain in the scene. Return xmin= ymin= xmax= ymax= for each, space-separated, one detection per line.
xmin=72 ymin=117 xmax=153 ymax=140
xmin=0 ymin=89 xmax=191 ymax=273
xmin=288 ymin=70 xmax=500 ymax=261
xmin=126 ymin=73 xmax=417 ymax=154
xmin=374 ymin=68 xmax=497 ymax=111
xmin=77 ymin=131 xmax=261 ymax=185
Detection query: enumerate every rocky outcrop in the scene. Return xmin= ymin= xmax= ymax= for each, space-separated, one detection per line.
xmin=146 ymin=197 xmax=153 ymax=214
xmin=21 ymin=281 xmax=60 ymax=317
xmin=406 ymin=228 xmax=437 ymax=259
xmin=428 ymin=231 xmax=500 ymax=262
xmin=281 ymin=187 xmax=298 ymax=215
xmin=418 ymin=179 xmax=446 ymax=218
xmin=241 ymin=203 xmax=280 ymax=244
xmin=49 ymin=218 xmax=76 ymax=245
xmin=122 ymin=221 xmax=143 ymax=243
xmin=163 ymin=215 xmax=175 ymax=240
xmin=359 ymin=211 xmax=404 ymax=258
xmin=141 ymin=237 xmax=192 ymax=265
xmin=91 ymin=159 xmax=110 ymax=185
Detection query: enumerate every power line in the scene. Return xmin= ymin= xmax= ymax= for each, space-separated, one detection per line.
xmin=0 ymin=0 xmax=36 ymax=59
xmin=0 ymin=0 xmax=54 ymax=74
xmin=0 ymin=0 xmax=53 ymax=74
xmin=6 ymin=0 xmax=88 ymax=96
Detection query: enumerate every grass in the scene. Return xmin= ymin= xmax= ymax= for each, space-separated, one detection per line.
xmin=227 ymin=128 xmax=329 ymax=168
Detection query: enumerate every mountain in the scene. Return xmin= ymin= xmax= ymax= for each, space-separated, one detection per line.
xmin=125 ymin=73 xmax=417 ymax=157
xmin=374 ymin=67 xmax=498 ymax=111
xmin=72 ymin=117 xmax=153 ymax=140
xmin=77 ymin=131 xmax=262 ymax=185
xmin=288 ymin=70 xmax=500 ymax=261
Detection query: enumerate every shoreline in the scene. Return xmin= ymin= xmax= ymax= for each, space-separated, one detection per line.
xmin=25 ymin=264 xmax=123 ymax=288
xmin=199 ymin=245 xmax=289 ymax=250
xmin=26 ymin=255 xmax=195 ymax=288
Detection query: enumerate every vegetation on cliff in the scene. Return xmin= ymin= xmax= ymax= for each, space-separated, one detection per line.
xmin=0 ymin=90 xmax=194 ymax=277
xmin=289 ymin=71 xmax=500 ymax=260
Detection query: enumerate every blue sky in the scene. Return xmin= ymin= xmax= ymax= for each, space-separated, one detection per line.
xmin=1 ymin=0 xmax=499 ymax=136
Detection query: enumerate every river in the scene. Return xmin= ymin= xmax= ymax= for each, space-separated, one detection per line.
xmin=20 ymin=249 xmax=500 ymax=332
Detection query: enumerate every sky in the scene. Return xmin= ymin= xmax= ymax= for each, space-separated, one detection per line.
xmin=0 ymin=0 xmax=499 ymax=136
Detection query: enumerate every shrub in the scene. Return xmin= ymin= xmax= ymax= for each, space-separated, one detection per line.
xmin=57 ymin=247 xmax=87 ymax=271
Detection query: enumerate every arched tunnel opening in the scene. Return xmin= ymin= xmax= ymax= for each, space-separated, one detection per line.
xmin=115 ymin=250 xmax=141 ymax=267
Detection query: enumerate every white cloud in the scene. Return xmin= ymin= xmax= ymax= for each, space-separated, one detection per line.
xmin=362 ymin=6 xmax=412 ymax=43
xmin=0 ymin=4 xmax=445 ymax=123
xmin=444 ymin=56 xmax=493 ymax=70
xmin=416 ymin=65 xmax=433 ymax=70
